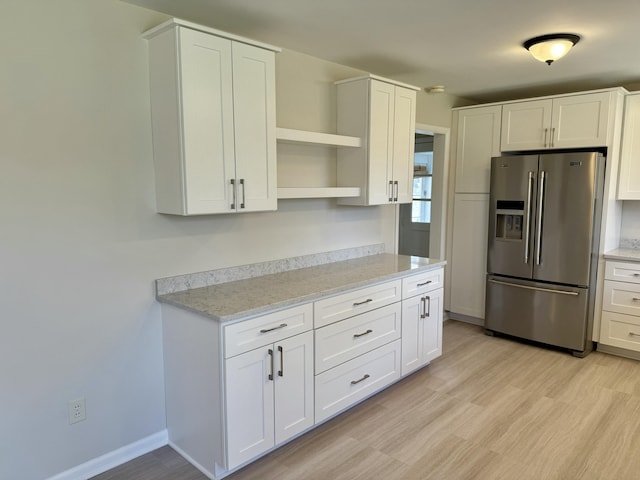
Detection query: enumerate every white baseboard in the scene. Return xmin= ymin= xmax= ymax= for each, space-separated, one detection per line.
xmin=47 ymin=430 xmax=168 ymax=480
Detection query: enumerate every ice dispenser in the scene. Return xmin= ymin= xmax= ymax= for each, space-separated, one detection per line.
xmin=495 ymin=200 xmax=525 ymax=240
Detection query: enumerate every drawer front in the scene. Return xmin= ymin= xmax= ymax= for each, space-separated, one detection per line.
xmin=315 ymin=302 xmax=401 ymax=374
xmin=603 ymin=280 xmax=640 ymax=317
xmin=314 ymin=280 xmax=401 ymax=328
xmin=315 ymin=339 xmax=401 ymax=423
xmin=402 ymin=267 xmax=444 ymax=299
xmin=600 ymin=311 xmax=640 ymax=352
xmin=224 ymin=303 xmax=313 ymax=358
xmin=605 ymin=261 xmax=640 ymax=284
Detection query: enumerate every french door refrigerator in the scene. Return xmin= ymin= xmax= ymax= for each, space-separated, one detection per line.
xmin=484 ymin=151 xmax=605 ymax=357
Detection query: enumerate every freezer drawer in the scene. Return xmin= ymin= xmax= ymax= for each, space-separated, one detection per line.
xmin=485 ymin=275 xmax=590 ymax=352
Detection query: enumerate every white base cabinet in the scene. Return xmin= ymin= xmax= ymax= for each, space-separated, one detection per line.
xmin=225 ymin=330 xmax=314 ymax=468
xmin=401 ymin=269 xmax=444 ymax=375
xmin=162 ymin=265 xmax=444 ymax=479
xmin=600 ymin=261 xmax=640 ymax=354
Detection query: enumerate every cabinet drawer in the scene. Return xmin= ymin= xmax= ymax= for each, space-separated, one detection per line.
xmin=315 ymin=302 xmax=401 ymax=374
xmin=600 ymin=311 xmax=640 ymax=352
xmin=603 ymin=281 xmax=640 ymax=317
xmin=315 ymin=339 xmax=401 ymax=422
xmin=605 ymin=261 xmax=640 ymax=284
xmin=314 ymin=280 xmax=401 ymax=328
xmin=402 ymin=267 xmax=444 ymax=299
xmin=224 ymin=304 xmax=313 ymax=358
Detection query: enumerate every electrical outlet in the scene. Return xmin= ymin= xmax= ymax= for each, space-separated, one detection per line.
xmin=68 ymin=397 xmax=86 ymax=424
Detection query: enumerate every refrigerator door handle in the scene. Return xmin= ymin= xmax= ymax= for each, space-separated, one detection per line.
xmin=488 ymin=278 xmax=579 ymax=296
xmin=535 ymin=170 xmax=546 ymax=265
xmin=524 ymin=171 xmax=534 ymax=264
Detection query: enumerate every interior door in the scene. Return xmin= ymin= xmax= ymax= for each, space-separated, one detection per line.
xmin=487 ymin=155 xmax=539 ymax=279
xmin=533 ymin=152 xmax=599 ymax=286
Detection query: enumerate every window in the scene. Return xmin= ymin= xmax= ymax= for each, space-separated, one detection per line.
xmin=411 ymin=151 xmax=432 ymax=224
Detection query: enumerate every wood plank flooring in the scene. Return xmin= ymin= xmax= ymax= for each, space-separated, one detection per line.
xmin=93 ymin=320 xmax=640 ymax=480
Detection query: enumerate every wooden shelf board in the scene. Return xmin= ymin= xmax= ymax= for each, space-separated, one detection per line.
xmin=277 ymin=187 xmax=361 ymax=199
xmin=276 ymin=128 xmax=361 ymax=148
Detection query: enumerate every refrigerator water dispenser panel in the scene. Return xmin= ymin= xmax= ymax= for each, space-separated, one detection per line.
xmin=495 ymin=200 xmax=525 ymax=240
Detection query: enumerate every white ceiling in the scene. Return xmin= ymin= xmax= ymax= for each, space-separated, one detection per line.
xmin=126 ymin=0 xmax=640 ymax=102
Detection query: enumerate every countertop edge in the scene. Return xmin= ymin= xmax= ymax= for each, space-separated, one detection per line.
xmin=157 ymin=257 xmax=446 ymax=323
xmin=604 ymin=248 xmax=640 ymax=262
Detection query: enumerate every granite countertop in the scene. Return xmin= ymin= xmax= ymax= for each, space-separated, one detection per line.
xmin=604 ymin=248 xmax=640 ymax=262
xmin=157 ymin=254 xmax=446 ymax=323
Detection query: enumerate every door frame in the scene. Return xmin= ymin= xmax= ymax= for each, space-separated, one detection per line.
xmin=395 ymin=123 xmax=450 ymax=260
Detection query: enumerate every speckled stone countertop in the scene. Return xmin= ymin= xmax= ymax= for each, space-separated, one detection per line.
xmin=157 ymin=254 xmax=446 ymax=323
xmin=604 ymin=248 xmax=640 ymax=262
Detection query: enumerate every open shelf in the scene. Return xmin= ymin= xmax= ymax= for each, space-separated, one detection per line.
xmin=277 ymin=187 xmax=361 ymax=199
xmin=276 ymin=127 xmax=361 ymax=148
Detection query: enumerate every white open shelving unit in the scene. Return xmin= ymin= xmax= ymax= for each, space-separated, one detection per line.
xmin=275 ymin=128 xmax=362 ymax=199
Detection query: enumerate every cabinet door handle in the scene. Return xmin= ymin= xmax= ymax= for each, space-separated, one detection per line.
xmin=353 ymin=329 xmax=373 ymax=338
xmin=424 ymin=295 xmax=431 ymax=318
xmin=543 ymin=128 xmax=548 ymax=148
xmin=268 ymin=348 xmax=274 ymax=381
xmin=353 ymin=298 xmax=373 ymax=306
xmin=239 ymin=178 xmax=246 ymax=209
xmin=277 ymin=345 xmax=284 ymax=377
xmin=551 ymin=127 xmax=556 ymax=147
xmin=350 ymin=374 xmax=370 ymax=385
xmin=420 ymin=296 xmax=426 ymax=319
xmin=388 ymin=180 xmax=393 ymax=202
xmin=417 ymin=280 xmax=432 ymax=287
xmin=230 ymin=179 xmax=236 ymax=210
xmin=393 ymin=180 xmax=399 ymax=202
xmin=260 ymin=323 xmax=288 ymax=333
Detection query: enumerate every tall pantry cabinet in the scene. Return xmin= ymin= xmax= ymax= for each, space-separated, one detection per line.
xmin=336 ymin=75 xmax=419 ymax=206
xmin=143 ymin=19 xmax=279 ymax=215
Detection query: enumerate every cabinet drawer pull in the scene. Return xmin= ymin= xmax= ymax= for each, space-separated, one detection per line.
xmin=268 ymin=348 xmax=274 ymax=381
xmin=353 ymin=329 xmax=373 ymax=338
xmin=417 ymin=280 xmax=433 ymax=287
xmin=633 ymin=273 xmax=640 ymax=277
xmin=633 ymin=298 xmax=640 ymax=302
xmin=350 ymin=374 xmax=370 ymax=385
xmin=277 ymin=345 xmax=284 ymax=377
xmin=629 ymin=332 xmax=640 ymax=337
xmin=353 ymin=298 xmax=373 ymax=306
xmin=260 ymin=323 xmax=288 ymax=333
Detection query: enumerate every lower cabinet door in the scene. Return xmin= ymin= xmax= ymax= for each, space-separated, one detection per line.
xmin=401 ymin=288 xmax=444 ymax=376
xmin=225 ymin=346 xmax=275 ymax=469
xmin=274 ymin=331 xmax=314 ymax=444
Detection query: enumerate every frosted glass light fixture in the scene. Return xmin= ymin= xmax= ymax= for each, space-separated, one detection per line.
xmin=523 ymin=33 xmax=581 ymax=65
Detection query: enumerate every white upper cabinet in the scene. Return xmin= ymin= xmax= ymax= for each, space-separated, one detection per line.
xmin=501 ymin=91 xmax=611 ymax=151
xmin=454 ymin=105 xmax=502 ymax=193
xmin=336 ymin=75 xmax=418 ymax=206
xmin=144 ymin=19 xmax=279 ymax=215
xmin=618 ymin=93 xmax=640 ymax=200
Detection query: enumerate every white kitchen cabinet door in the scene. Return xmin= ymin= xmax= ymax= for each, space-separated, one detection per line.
xmin=225 ymin=346 xmax=275 ymax=469
xmin=232 ymin=42 xmax=277 ymax=212
xmin=618 ymin=93 xmax=640 ymax=199
xmin=501 ymin=99 xmax=552 ymax=151
xmin=449 ymin=193 xmax=489 ymax=319
xmin=336 ymin=76 xmax=417 ymax=206
xmin=392 ymin=86 xmax=417 ymax=203
xmin=552 ymin=92 xmax=610 ymax=149
xmin=455 ymin=105 xmax=502 ymax=193
xmin=146 ymin=23 xmax=277 ymax=215
xmin=401 ymin=288 xmax=443 ymax=376
xmin=274 ymin=331 xmax=314 ymax=444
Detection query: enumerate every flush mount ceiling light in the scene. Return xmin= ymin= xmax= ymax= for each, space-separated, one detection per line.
xmin=523 ymin=33 xmax=581 ymax=65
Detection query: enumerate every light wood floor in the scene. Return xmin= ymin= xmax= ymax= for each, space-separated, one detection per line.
xmin=93 ymin=320 xmax=640 ymax=480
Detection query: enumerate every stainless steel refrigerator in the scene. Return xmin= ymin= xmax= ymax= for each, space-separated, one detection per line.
xmin=484 ymin=151 xmax=605 ymax=357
